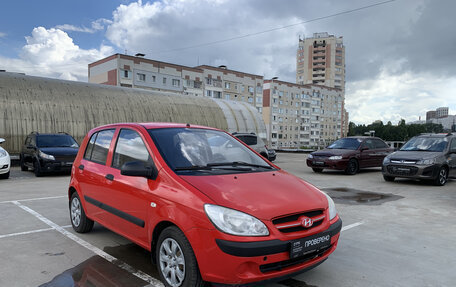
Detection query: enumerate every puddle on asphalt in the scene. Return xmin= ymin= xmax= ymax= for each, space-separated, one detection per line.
xmin=323 ymin=187 xmax=403 ymax=205
xmin=278 ymin=278 xmax=318 ymax=287
xmin=38 ymin=243 xmax=157 ymax=287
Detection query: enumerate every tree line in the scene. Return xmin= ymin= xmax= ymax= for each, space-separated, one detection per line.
xmin=348 ymin=120 xmax=444 ymax=141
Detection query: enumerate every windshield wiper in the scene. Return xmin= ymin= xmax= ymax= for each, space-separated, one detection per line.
xmin=174 ymin=165 xmax=252 ymax=171
xmin=207 ymin=161 xmax=273 ymax=169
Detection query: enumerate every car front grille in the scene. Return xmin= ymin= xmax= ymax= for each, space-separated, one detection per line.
xmin=272 ymin=210 xmax=325 ymax=233
xmin=259 ymin=244 xmax=332 ymax=273
xmin=53 ymin=155 xmax=76 ymax=162
xmin=387 ymin=165 xmax=418 ymax=176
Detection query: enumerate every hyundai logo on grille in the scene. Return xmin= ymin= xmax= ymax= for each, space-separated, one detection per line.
xmin=301 ymin=216 xmax=313 ymax=228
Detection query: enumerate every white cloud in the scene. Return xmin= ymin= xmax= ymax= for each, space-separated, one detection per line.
xmin=346 ymin=71 xmax=456 ymax=125
xmin=55 ymin=18 xmax=112 ymax=33
xmin=0 ymin=32 xmax=6 ymax=38
xmin=1 ymin=27 xmax=114 ymax=81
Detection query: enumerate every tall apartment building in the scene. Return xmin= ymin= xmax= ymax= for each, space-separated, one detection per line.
xmin=426 ymin=107 xmax=449 ymax=121
xmin=263 ymin=79 xmax=347 ymax=148
xmin=296 ymin=32 xmax=345 ymax=91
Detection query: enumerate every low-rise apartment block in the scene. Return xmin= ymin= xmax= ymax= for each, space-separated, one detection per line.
xmin=89 ymin=54 xmax=348 ymax=148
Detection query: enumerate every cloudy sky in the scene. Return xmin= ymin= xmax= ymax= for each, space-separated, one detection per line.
xmin=1 ymin=0 xmax=455 ymax=124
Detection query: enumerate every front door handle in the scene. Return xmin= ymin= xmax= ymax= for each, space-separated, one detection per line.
xmin=105 ymin=174 xmax=114 ymax=181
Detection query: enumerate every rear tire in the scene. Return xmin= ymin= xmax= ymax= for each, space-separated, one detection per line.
xmin=383 ymin=175 xmax=395 ymax=182
xmin=345 ymin=159 xmax=359 ymax=175
xmin=434 ymin=167 xmax=448 ymax=186
xmin=70 ymin=192 xmax=94 ymax=233
xmin=156 ymin=226 xmax=204 ymax=287
xmin=312 ymin=168 xmax=323 ymax=173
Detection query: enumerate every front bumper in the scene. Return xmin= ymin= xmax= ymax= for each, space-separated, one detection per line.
xmin=306 ymin=158 xmax=349 ymax=171
xmin=382 ymin=164 xmax=440 ymax=179
xmin=0 ymin=156 xmax=10 ymax=174
xmin=38 ymin=159 xmax=74 ymax=173
xmin=189 ymin=218 xmax=342 ymax=285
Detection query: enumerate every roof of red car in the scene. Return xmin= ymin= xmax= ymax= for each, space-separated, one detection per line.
xmin=92 ymin=122 xmax=219 ymax=130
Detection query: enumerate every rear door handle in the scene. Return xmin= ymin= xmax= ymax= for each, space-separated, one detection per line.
xmin=105 ymin=174 xmax=114 ymax=181
xmin=78 ymin=164 xmax=84 ymax=170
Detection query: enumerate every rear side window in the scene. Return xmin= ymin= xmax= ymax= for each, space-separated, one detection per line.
xmin=238 ymin=135 xmax=257 ymax=146
xmin=84 ymin=129 xmax=115 ymax=164
xmin=450 ymin=139 xmax=456 ymax=151
xmin=362 ymin=139 xmax=375 ymax=149
xmin=112 ymin=129 xmax=152 ymax=169
xmin=373 ymin=139 xmax=389 ymax=149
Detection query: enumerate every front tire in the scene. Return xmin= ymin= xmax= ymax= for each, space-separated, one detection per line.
xmin=434 ymin=167 xmax=448 ymax=186
xmin=156 ymin=226 xmax=204 ymax=287
xmin=345 ymin=159 xmax=359 ymax=175
xmin=70 ymin=192 xmax=94 ymax=233
xmin=20 ymin=155 xmax=28 ymax=171
xmin=34 ymin=161 xmax=42 ymax=177
xmin=383 ymin=175 xmax=395 ymax=182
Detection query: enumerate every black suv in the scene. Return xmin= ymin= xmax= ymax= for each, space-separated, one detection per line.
xmin=20 ymin=132 xmax=79 ymax=176
xmin=382 ymin=133 xmax=456 ymax=186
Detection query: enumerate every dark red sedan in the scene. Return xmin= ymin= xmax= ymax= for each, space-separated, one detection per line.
xmin=307 ymin=137 xmax=394 ymax=175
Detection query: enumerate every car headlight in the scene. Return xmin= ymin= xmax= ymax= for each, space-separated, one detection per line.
xmin=308 ymin=154 xmax=314 ymax=159
xmin=204 ymin=204 xmax=269 ymax=236
xmin=328 ymin=155 xmax=342 ymax=160
xmin=0 ymin=150 xmax=7 ymax=158
xmin=39 ymin=150 xmax=55 ymax=160
xmin=319 ymin=191 xmax=337 ymax=220
xmin=416 ymin=158 xmax=436 ymax=165
xmin=383 ymin=157 xmax=390 ymax=165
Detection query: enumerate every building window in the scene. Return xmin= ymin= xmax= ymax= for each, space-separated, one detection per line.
xmin=137 ymin=73 xmax=145 ymax=81
xmin=248 ymin=86 xmax=254 ymax=94
xmin=163 ymin=77 xmax=167 ymax=85
xmin=256 ymin=86 xmax=262 ymax=93
xmin=213 ymin=91 xmax=222 ymax=98
xmin=248 ymin=97 xmax=253 ymax=103
xmin=225 ymin=82 xmax=230 ymax=89
xmin=225 ymin=93 xmax=230 ymax=100
xmin=256 ymin=97 xmax=262 ymax=104
xmin=152 ymin=75 xmax=156 ymax=82
xmin=172 ymin=79 xmax=180 ymax=87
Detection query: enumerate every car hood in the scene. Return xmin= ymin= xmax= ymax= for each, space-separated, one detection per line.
xmin=39 ymin=147 xmax=79 ymax=156
xmin=389 ymin=151 xmax=442 ymax=160
xmin=312 ymin=148 xmax=356 ymax=156
xmin=180 ymin=170 xmax=327 ymax=220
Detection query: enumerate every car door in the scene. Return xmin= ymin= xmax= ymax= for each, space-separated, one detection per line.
xmin=359 ymin=139 xmax=375 ymax=167
xmin=77 ymin=129 xmax=116 ymax=219
xmin=449 ymin=138 xmax=456 ymax=178
xmin=102 ymin=127 xmax=159 ymax=246
xmin=22 ymin=135 xmax=35 ymax=167
xmin=372 ymin=139 xmax=392 ymax=166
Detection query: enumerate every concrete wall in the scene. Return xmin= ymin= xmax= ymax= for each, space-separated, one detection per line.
xmin=0 ymin=72 xmax=266 ymax=154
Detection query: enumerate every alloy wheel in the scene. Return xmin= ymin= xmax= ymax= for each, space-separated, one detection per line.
xmin=159 ymin=238 xmax=186 ymax=287
xmin=71 ymin=197 xmax=82 ymax=227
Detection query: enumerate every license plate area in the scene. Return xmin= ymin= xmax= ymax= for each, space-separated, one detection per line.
xmin=313 ymin=161 xmax=325 ymax=165
xmin=290 ymin=232 xmax=331 ymax=259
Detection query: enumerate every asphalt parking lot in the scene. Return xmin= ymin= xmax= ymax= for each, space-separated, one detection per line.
xmin=1 ymin=153 xmax=455 ymax=287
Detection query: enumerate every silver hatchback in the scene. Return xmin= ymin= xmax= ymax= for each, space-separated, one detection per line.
xmin=382 ymin=133 xmax=456 ymax=186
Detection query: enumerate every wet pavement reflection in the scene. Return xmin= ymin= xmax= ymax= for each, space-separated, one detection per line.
xmin=323 ymin=187 xmax=403 ymax=205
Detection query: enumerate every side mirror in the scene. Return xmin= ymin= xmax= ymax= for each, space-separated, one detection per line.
xmin=121 ymin=161 xmax=158 ymax=180
xmin=0 ymin=138 xmax=4 ymax=144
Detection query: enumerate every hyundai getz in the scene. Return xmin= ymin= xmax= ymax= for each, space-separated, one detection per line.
xmin=68 ymin=123 xmax=342 ymax=286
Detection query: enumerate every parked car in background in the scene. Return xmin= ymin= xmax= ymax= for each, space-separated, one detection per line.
xmin=0 ymin=138 xmax=10 ymax=179
xmin=232 ymin=132 xmax=271 ymax=160
xmin=20 ymin=132 xmax=79 ymax=176
xmin=307 ymin=136 xmax=394 ymax=175
xmin=68 ymin=123 xmax=342 ymax=286
xmin=382 ymin=133 xmax=456 ymax=186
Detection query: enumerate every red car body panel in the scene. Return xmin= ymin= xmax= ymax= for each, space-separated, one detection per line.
xmin=69 ymin=122 xmax=341 ymax=285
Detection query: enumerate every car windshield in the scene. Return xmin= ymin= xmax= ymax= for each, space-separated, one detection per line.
xmin=148 ymin=128 xmax=273 ymax=175
xmin=36 ymin=135 xmax=79 ymax=148
xmin=400 ymin=137 xmax=448 ymax=152
xmin=327 ymin=138 xmax=362 ymax=150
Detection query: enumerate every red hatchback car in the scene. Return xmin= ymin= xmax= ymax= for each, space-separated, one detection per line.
xmin=68 ymin=123 xmax=342 ymax=286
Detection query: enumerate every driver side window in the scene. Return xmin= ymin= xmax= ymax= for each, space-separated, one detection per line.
xmin=112 ymin=129 xmax=153 ymax=169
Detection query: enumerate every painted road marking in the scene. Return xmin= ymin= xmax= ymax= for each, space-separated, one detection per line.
xmin=0 ymin=195 xmax=66 ymax=204
xmin=342 ymin=221 xmax=364 ymax=232
xmin=11 ymin=201 xmax=164 ymax=287
xmin=0 ymin=225 xmax=72 ymax=239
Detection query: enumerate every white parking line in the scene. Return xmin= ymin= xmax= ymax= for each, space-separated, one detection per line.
xmin=0 ymin=225 xmax=72 ymax=239
xmin=11 ymin=201 xmax=164 ymax=287
xmin=341 ymin=221 xmax=364 ymax=232
xmin=0 ymin=195 xmax=66 ymax=204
